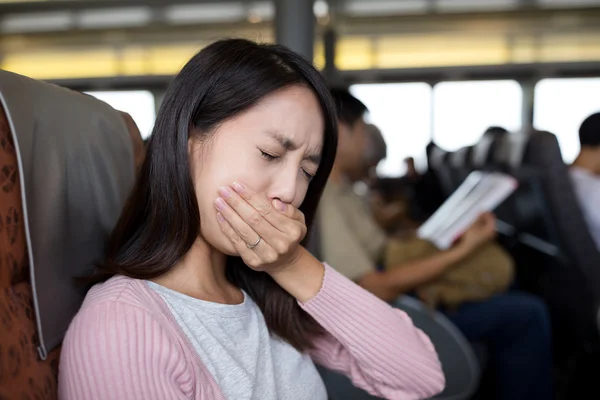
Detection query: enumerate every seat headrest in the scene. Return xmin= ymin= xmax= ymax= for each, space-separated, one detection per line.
xmin=429 ymin=146 xmax=449 ymax=170
xmin=523 ymin=130 xmax=564 ymax=166
xmin=491 ymin=131 xmax=531 ymax=169
xmin=471 ymin=132 xmax=497 ymax=168
xmin=0 ymin=70 xmax=136 ymax=359
xmin=449 ymin=147 xmax=472 ymax=168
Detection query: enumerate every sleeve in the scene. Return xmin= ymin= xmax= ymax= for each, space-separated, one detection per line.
xmin=58 ymin=302 xmax=194 ymax=400
xmin=320 ymin=194 xmax=376 ymax=281
xmin=301 ymin=264 xmax=445 ymax=400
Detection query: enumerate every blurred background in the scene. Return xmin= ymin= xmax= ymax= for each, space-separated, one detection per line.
xmin=2 ymin=0 xmax=599 ymax=177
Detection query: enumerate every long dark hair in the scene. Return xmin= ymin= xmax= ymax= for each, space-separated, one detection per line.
xmin=97 ymin=39 xmax=338 ymax=351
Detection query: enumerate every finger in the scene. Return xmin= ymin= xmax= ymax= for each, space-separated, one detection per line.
xmin=218 ymin=186 xmax=285 ymax=244
xmin=272 ymin=200 xmax=307 ymax=241
xmin=272 ymin=199 xmax=305 ymax=224
xmin=482 ymin=213 xmax=496 ymax=227
xmin=215 ymin=196 xmax=267 ymax=248
xmin=216 ymin=211 xmax=280 ymax=268
xmin=216 ymin=212 xmax=263 ymax=267
xmin=231 ymin=181 xmax=277 ymax=218
xmin=482 ymin=212 xmax=496 ymax=222
xmin=216 ymin=194 xmax=295 ymax=259
xmin=228 ymin=182 xmax=301 ymax=233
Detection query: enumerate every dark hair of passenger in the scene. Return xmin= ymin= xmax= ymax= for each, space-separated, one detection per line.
xmin=484 ymin=126 xmax=509 ymax=137
xmin=94 ymin=39 xmax=338 ymax=351
xmin=579 ymin=112 xmax=600 ymax=148
xmin=329 ymin=88 xmax=368 ymax=127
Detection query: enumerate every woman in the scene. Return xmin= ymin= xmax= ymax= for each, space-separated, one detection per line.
xmin=58 ymin=39 xmax=444 ymax=400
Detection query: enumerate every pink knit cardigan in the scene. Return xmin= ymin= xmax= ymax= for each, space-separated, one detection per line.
xmin=58 ymin=264 xmax=444 ymax=399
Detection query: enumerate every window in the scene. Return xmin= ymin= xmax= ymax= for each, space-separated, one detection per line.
xmin=351 ymin=83 xmax=432 ymax=177
xmin=432 ymin=80 xmax=522 ymax=151
xmin=86 ymin=90 xmax=156 ymax=139
xmin=534 ymin=78 xmax=600 ymax=163
xmin=537 ymin=0 xmax=600 ymax=8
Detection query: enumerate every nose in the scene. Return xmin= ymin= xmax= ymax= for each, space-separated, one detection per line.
xmin=267 ymin=163 xmax=299 ymax=206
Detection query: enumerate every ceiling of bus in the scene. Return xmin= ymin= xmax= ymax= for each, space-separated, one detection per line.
xmin=1 ymin=0 xmax=599 ymax=82
xmin=1 ymin=0 xmax=599 ymax=34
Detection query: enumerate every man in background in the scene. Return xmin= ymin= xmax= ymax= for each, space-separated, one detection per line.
xmin=318 ymin=88 xmax=552 ymax=400
xmin=570 ymin=112 xmax=600 ymax=249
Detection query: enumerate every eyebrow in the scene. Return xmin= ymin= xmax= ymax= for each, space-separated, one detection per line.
xmin=267 ymin=130 xmax=321 ymax=164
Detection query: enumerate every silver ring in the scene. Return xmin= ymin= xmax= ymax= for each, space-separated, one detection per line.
xmin=247 ymin=236 xmax=262 ymax=249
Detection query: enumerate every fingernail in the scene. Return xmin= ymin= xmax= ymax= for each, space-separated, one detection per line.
xmin=215 ymin=197 xmax=226 ymax=210
xmin=232 ymin=181 xmax=244 ymax=193
xmin=216 ymin=212 xmax=225 ymax=222
xmin=273 ymin=199 xmax=286 ymax=212
xmin=218 ymin=186 xmax=232 ymax=198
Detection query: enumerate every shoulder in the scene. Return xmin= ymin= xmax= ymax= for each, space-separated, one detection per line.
xmin=82 ymin=275 xmax=154 ymax=310
xmin=61 ymin=275 xmax=190 ymax=371
xmin=571 ymin=167 xmax=600 ymax=197
xmin=59 ymin=277 xmax=203 ymax=399
xmin=570 ymin=167 xmax=599 ymax=185
xmin=64 ymin=275 xmax=178 ymax=352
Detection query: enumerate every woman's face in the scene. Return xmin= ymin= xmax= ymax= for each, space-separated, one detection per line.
xmin=189 ymin=85 xmax=325 ymax=255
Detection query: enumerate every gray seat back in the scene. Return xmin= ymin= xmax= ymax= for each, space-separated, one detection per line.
xmin=521 ymin=131 xmax=600 ymax=334
xmin=428 ymin=146 xmax=454 ymax=197
xmin=492 ymin=129 xmax=600 ymax=336
xmin=448 ymin=146 xmax=473 ymax=193
xmin=0 ymin=70 xmax=137 ymax=359
xmin=394 ymin=297 xmax=480 ymax=400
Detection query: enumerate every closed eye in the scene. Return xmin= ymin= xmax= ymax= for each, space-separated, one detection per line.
xmin=260 ymin=148 xmax=314 ymax=181
xmin=260 ymin=150 xmax=279 ymax=161
xmin=301 ymin=168 xmax=315 ymax=182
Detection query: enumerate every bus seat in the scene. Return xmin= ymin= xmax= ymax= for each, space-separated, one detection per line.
xmin=491 ymin=129 xmax=600 ymax=341
xmin=448 ymin=146 xmax=474 ymax=193
xmin=428 ymin=146 xmax=454 ymax=198
xmin=0 ymin=70 xmax=142 ymax=399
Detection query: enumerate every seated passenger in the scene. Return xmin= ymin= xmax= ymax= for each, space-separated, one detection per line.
xmin=570 ymin=112 xmax=600 ymax=249
xmin=319 ymin=89 xmax=553 ymax=400
xmin=58 ymin=39 xmax=445 ymax=400
xmin=363 ymin=126 xmax=424 ymax=234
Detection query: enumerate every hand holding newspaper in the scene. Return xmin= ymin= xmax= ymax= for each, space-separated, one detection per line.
xmin=417 ymin=171 xmax=518 ymax=250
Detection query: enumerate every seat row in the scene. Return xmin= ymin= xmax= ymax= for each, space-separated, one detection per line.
xmin=427 ymin=130 xmax=600 ymax=356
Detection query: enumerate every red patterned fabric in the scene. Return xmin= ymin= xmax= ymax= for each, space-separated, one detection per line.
xmin=0 ymin=104 xmax=61 ymax=399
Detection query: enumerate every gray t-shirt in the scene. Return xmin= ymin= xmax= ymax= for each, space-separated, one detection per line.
xmin=146 ymin=281 xmax=328 ymax=400
xmin=570 ymin=166 xmax=600 ymax=249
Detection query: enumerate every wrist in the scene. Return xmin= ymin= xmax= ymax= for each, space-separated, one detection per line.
xmin=448 ymin=243 xmax=473 ymax=262
xmin=269 ymin=247 xmax=325 ymax=303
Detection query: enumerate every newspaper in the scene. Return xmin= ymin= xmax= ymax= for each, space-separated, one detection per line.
xmin=417 ymin=171 xmax=518 ymax=249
